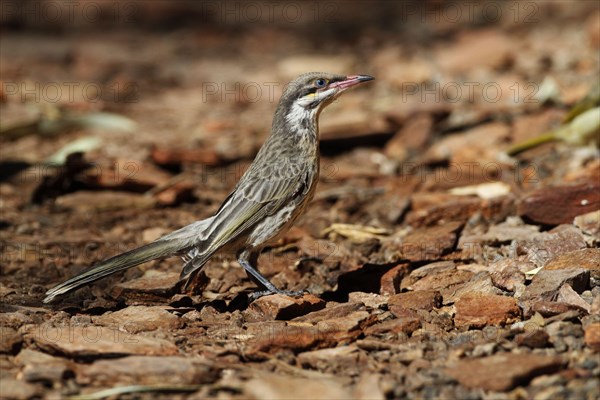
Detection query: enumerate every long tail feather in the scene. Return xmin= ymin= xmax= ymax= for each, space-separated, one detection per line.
xmin=43 ymin=239 xmax=187 ymax=303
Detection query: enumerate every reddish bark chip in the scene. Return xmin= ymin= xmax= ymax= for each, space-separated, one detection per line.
xmin=518 ymin=183 xmax=600 ymax=225
xmin=454 ymin=293 xmax=521 ymax=328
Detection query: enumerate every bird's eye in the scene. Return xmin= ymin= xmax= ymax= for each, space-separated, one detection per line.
xmin=314 ymin=78 xmax=328 ymax=88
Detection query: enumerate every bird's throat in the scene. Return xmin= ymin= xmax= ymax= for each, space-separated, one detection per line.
xmin=285 ymin=101 xmax=319 ymax=139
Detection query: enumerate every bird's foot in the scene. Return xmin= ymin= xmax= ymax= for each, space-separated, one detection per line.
xmin=249 ymin=289 xmax=307 ymax=301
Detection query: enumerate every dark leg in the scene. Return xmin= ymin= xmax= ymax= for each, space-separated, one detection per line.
xmin=237 ymin=250 xmax=305 ymax=300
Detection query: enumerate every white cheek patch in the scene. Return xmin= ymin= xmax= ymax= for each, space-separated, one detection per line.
xmin=297 ymin=88 xmax=336 ymax=107
xmin=297 ymin=95 xmax=314 ymax=107
xmin=286 ymin=88 xmax=338 ymax=132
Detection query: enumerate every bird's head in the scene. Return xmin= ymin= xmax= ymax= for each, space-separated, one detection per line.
xmin=276 ymin=72 xmax=374 ymax=134
xmin=284 ymin=72 xmax=374 ymax=111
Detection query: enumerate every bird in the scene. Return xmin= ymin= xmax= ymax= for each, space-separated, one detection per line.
xmin=43 ymin=72 xmax=374 ymax=303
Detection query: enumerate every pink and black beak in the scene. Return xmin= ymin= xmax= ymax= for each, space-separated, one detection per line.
xmin=306 ymin=74 xmax=374 ymax=108
xmin=330 ymin=75 xmax=375 ymax=91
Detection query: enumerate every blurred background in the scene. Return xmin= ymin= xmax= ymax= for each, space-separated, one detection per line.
xmin=1 ymin=1 xmax=598 ymax=192
xmin=1 ymin=1 xmax=598 ymax=153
